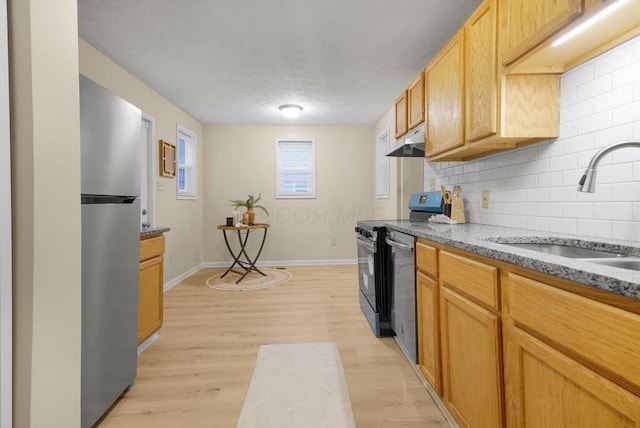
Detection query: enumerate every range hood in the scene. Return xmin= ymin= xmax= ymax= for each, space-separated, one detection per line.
xmin=385 ymin=124 xmax=425 ymax=157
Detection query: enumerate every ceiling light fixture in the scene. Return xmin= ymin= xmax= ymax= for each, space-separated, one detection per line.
xmin=279 ymin=104 xmax=303 ymax=118
xmin=551 ymin=0 xmax=630 ymax=47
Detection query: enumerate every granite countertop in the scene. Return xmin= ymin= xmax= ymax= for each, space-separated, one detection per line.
xmin=140 ymin=226 xmax=170 ymax=237
xmin=383 ymin=220 xmax=640 ymax=300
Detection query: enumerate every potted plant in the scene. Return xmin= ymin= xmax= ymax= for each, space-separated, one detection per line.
xmin=228 ymin=193 xmax=269 ymax=225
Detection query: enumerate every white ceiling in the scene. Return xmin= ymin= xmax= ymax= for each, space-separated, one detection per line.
xmin=77 ymin=0 xmax=481 ymax=127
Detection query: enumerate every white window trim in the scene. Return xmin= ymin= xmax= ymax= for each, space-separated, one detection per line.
xmin=376 ymin=126 xmax=390 ymax=199
xmin=275 ymin=137 xmax=317 ymax=199
xmin=176 ymin=124 xmax=198 ymax=200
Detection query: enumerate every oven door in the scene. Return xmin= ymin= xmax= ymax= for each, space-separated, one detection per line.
xmin=356 ymin=235 xmax=377 ymax=311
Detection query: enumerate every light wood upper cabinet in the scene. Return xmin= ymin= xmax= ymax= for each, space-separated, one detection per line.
xmin=407 ymin=71 xmax=425 ymax=130
xmin=425 ymin=29 xmax=464 ymax=157
xmin=465 ymin=0 xmax=498 ymax=142
xmin=504 ymin=0 xmax=640 ymax=74
xmin=427 ymin=0 xmax=560 ymax=161
xmin=500 ymin=0 xmax=584 ymax=66
xmin=395 ymin=90 xmax=408 ymax=139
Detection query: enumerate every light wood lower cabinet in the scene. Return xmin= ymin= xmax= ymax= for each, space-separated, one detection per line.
xmin=138 ymin=234 xmax=165 ymax=344
xmin=440 ymin=286 xmax=503 ymax=428
xmin=414 ymin=238 xmax=640 ymax=427
xmin=417 ymin=271 xmax=440 ymax=394
xmin=504 ymin=325 xmax=640 ymax=427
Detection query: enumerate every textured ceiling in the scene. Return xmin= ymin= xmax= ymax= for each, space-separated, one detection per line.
xmin=77 ymin=0 xmax=481 ymax=126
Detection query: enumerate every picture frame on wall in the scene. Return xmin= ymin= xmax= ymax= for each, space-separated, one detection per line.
xmin=160 ymin=139 xmax=176 ymax=177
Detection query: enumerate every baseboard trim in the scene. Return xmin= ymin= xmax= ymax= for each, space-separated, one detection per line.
xmin=137 ymin=332 xmax=159 ymax=355
xmin=163 ymin=263 xmax=206 ymax=292
xmin=201 ymin=259 xmax=357 ymax=268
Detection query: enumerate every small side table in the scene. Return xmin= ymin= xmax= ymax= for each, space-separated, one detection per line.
xmin=217 ymin=223 xmax=270 ymax=284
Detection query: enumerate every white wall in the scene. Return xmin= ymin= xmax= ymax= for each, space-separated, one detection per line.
xmin=204 ymin=125 xmax=374 ymax=264
xmin=10 ymin=0 xmax=82 ymax=425
xmin=424 ymin=34 xmax=640 ymax=241
xmin=0 ymin=0 xmax=10 ymax=424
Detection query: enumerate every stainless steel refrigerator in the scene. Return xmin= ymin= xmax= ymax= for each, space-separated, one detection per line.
xmin=80 ymin=75 xmax=142 ymax=427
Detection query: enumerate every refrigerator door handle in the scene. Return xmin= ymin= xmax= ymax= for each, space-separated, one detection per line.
xmin=81 ymin=195 xmax=137 ymax=204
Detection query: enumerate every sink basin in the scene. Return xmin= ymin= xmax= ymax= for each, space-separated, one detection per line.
xmin=581 ymin=257 xmax=640 ymax=272
xmin=498 ymin=242 xmax=626 ymax=259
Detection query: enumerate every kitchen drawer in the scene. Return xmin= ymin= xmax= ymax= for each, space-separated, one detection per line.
xmin=505 ymin=272 xmax=640 ymax=393
xmin=416 ymin=239 xmax=437 ymax=278
xmin=140 ymin=235 xmax=165 ymax=262
xmin=440 ymin=251 xmax=498 ymax=310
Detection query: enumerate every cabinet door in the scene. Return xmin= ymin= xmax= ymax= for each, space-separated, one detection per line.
xmin=426 ymin=30 xmax=464 ymax=156
xmin=440 ymin=286 xmax=503 ymax=427
xmin=465 ymin=0 xmax=498 ymax=142
xmin=500 ymin=0 xmax=583 ymax=65
xmin=417 ymin=271 xmax=440 ymax=394
xmin=138 ymin=255 xmax=164 ymax=344
xmin=408 ymin=71 xmax=425 ymax=130
xmin=504 ymin=325 xmax=640 ymax=427
xmin=395 ymin=91 xmax=408 ymax=139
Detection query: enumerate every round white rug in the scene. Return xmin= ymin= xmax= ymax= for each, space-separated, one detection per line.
xmin=206 ymin=268 xmax=292 ymax=291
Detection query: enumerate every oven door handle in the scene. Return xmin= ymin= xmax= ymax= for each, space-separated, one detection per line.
xmin=356 ymin=235 xmax=376 ymax=252
xmin=385 ymin=238 xmax=414 ymax=252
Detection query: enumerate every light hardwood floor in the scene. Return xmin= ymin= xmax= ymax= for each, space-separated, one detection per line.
xmin=98 ymin=265 xmax=449 ymax=427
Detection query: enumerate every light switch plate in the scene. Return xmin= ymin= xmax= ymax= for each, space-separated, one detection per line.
xmin=429 ymin=178 xmax=436 ymax=191
xmin=482 ymin=190 xmax=490 ymax=209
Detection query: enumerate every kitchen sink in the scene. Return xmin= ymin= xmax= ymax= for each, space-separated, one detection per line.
xmin=580 ymin=257 xmax=640 ymax=272
xmin=496 ymin=242 xmax=627 ymax=259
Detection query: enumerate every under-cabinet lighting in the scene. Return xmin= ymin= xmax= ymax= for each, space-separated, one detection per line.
xmin=551 ymin=0 xmax=631 ymax=47
xmin=279 ymin=104 xmax=303 ymax=118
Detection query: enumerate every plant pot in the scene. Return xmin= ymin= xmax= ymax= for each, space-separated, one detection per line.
xmin=247 ymin=207 xmax=256 ymax=225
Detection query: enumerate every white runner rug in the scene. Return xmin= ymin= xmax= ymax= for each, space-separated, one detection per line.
xmin=236 ymin=342 xmax=357 ymax=428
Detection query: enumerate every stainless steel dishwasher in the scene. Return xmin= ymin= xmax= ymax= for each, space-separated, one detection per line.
xmin=386 ymin=229 xmax=417 ymax=363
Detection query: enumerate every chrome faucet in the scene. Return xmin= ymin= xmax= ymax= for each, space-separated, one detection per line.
xmin=577 ymin=141 xmax=640 ymax=192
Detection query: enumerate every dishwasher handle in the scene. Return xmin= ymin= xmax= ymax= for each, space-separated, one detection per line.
xmin=385 ymin=237 xmax=414 ymax=252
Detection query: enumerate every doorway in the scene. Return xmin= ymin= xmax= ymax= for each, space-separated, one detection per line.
xmin=141 ymin=114 xmax=157 ymax=228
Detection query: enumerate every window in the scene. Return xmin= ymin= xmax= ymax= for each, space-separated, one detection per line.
xmin=177 ymin=125 xmax=197 ymax=199
xmin=275 ymin=137 xmax=316 ymax=199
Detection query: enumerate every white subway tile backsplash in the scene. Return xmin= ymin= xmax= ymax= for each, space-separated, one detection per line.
xmin=594 ymin=44 xmax=634 ymax=76
xmin=593 ymin=123 xmax=633 ymax=149
xmin=561 ymin=98 xmax=594 ymax=123
xmin=611 ymin=221 xmax=640 ymax=241
xmin=577 ymin=219 xmax=611 ymax=239
xmin=577 ymin=74 xmax=611 ymax=101
xmin=594 ymin=85 xmax=633 ymax=112
xmin=612 ymin=100 xmax=640 ymax=126
xmin=537 ymin=172 xmax=564 ymax=188
xmin=593 ymin=202 xmax=633 ymax=221
xmin=562 ymin=62 xmax=594 ymax=91
xmin=527 ymin=216 xmax=550 ymax=231
xmin=612 ymin=61 xmax=640 ymax=88
xmin=577 ymin=111 xmax=612 ymax=134
xmin=596 ymin=163 xmax=633 ymax=183
xmin=549 ymin=154 xmax=578 ymax=172
xmin=563 ymin=203 xmax=594 ymax=219
xmin=424 ymin=35 xmax=640 ymax=241
xmin=549 ymin=218 xmax=577 ymax=235
xmin=562 ymin=134 xmax=593 ymax=154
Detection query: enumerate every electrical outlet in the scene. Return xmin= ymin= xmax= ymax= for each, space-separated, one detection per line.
xmin=429 ymin=178 xmax=436 ymax=191
xmin=331 ymin=239 xmax=337 ymax=247
xmin=482 ymin=191 xmax=490 ymax=209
